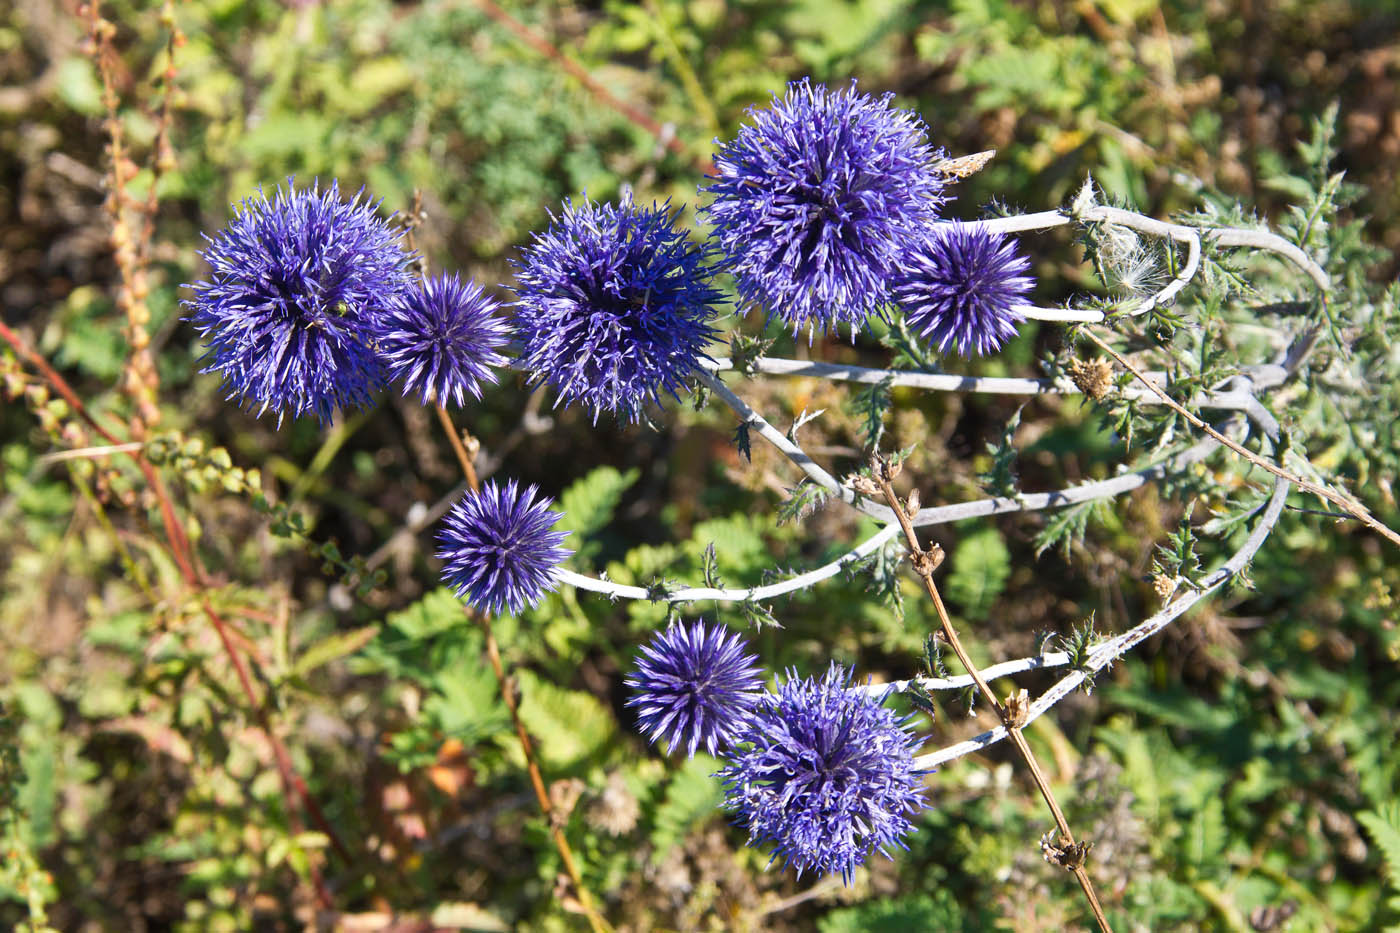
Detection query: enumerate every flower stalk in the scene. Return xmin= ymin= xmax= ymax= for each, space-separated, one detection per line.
xmin=431 ymin=367 xmax=609 ymax=933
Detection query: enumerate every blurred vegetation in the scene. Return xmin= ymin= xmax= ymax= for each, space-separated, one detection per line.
xmin=3 ymin=0 xmax=1399 ymax=930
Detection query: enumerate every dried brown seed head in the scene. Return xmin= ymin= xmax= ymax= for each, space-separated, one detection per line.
xmin=1069 ymin=357 xmax=1115 ymax=401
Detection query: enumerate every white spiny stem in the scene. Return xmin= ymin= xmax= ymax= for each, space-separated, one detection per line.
xmin=702 ymin=356 xmax=1288 ymax=404
xmin=968 ymin=206 xmax=1329 ymax=291
xmin=911 ymin=474 xmax=1289 ymax=770
xmin=554 ymin=522 xmax=900 ymax=603
xmin=1023 ymin=306 xmax=1106 ymax=323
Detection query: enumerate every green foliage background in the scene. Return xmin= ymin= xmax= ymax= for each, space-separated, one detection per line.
xmin=2 ymin=0 xmax=1399 ymax=930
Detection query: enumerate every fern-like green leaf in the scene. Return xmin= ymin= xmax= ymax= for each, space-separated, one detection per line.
xmin=555 ymin=466 xmax=640 ymax=563
xmin=819 ymin=892 xmax=967 ymax=933
xmin=944 ymin=526 xmax=1011 ymax=621
xmin=1360 ymin=803 xmax=1400 ymax=895
xmin=648 ymin=754 xmax=723 ymax=859
xmin=515 ymin=670 xmax=617 ymax=772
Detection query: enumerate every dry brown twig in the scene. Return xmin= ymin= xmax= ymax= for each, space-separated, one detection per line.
xmin=82 ymin=0 xmax=170 ymax=435
xmin=1082 ymin=327 xmax=1400 ymax=549
xmin=857 ymin=456 xmax=1115 ymax=933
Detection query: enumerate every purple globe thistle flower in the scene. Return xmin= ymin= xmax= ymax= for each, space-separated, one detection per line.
xmin=437 ymin=479 xmax=573 ymax=615
xmin=510 ymin=199 xmax=722 ymax=423
xmin=380 ymin=273 xmax=511 ymax=408
xmin=718 ymin=662 xmax=927 ymax=882
xmin=186 ymin=181 xmax=414 ymax=423
xmin=625 ymin=619 xmax=764 ymax=758
xmin=701 ymin=79 xmax=947 ymax=337
xmin=894 ymin=223 xmax=1034 ymax=358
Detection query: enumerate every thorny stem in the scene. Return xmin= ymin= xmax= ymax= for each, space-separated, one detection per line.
xmin=474 ymin=607 xmax=609 ymax=932
xmin=871 ymin=461 xmax=1114 ymax=933
xmin=1083 ymin=328 xmax=1400 ymax=549
xmin=433 ymin=405 xmax=609 ymax=933
xmin=402 ymin=193 xmax=604 ymax=926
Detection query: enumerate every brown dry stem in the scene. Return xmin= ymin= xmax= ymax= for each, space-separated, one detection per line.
xmin=1083 ymin=328 xmax=1400 ymax=549
xmin=871 ymin=457 xmax=1114 ymax=933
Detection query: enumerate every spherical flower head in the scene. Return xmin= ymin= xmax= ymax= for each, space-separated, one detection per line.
xmin=186 ymin=181 xmax=414 ymax=423
xmin=380 ymin=273 xmax=511 ymax=408
xmin=701 ymin=79 xmax=947 ymax=338
xmin=511 ymin=199 xmax=722 ymax=423
xmin=894 ymin=223 xmax=1034 ymax=358
xmin=625 ymin=619 xmax=764 ymax=758
xmin=437 ymin=479 xmax=573 ymax=615
xmin=718 ymin=662 xmax=927 ymax=882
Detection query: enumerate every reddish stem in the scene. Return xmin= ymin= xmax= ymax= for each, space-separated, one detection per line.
xmin=0 ymin=320 xmax=124 ymax=445
xmin=473 ymin=0 xmax=708 ymax=172
xmin=2 ymin=319 xmax=351 ymax=909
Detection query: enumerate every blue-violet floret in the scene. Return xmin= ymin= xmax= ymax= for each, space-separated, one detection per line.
xmin=702 ymin=79 xmax=946 ymax=337
xmin=380 ymin=272 xmax=510 ymax=407
xmin=894 ymin=223 xmax=1033 ymax=357
xmin=718 ymin=662 xmax=926 ymax=882
xmin=437 ymin=479 xmax=572 ymax=615
xmin=626 ymin=619 xmax=764 ymax=757
xmin=186 ymin=181 xmax=413 ymax=423
xmin=511 ymin=199 xmax=721 ymax=423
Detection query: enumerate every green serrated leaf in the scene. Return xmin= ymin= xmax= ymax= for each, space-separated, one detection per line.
xmin=819 ymin=892 xmax=966 ymax=933
xmin=515 ymin=670 xmax=617 ymax=772
xmin=556 ymin=466 xmax=641 ymax=564
xmin=1360 ymin=803 xmax=1400 ymax=895
xmin=556 ymin=466 xmax=640 ymax=539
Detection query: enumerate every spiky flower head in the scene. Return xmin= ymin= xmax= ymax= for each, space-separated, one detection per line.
xmin=186 ymin=181 xmax=414 ymax=423
xmin=625 ymin=619 xmax=764 ymax=757
xmin=718 ymin=662 xmax=926 ymax=882
xmin=701 ymin=79 xmax=946 ymax=337
xmin=437 ymin=479 xmax=572 ymax=615
xmin=894 ymin=223 xmax=1034 ymax=358
xmin=380 ymin=272 xmax=511 ymax=407
xmin=510 ymin=199 xmax=721 ymax=423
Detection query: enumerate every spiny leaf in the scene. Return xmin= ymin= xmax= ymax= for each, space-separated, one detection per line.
xmin=849 ymin=374 xmax=894 ymax=451
xmin=1034 ymin=498 xmax=1111 ymax=559
xmin=701 ymin=542 xmax=724 ymax=590
xmin=978 ymin=406 xmax=1023 ymax=498
xmin=777 ymin=480 xmax=833 ymax=525
xmin=729 ymin=333 xmax=775 ymax=376
xmin=732 ymin=421 xmax=752 ymax=462
xmin=739 ymin=599 xmax=781 ymax=629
